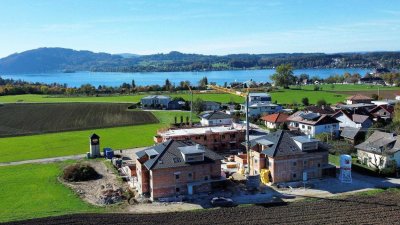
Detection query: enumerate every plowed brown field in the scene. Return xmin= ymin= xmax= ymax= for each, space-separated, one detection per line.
xmin=4 ymin=190 xmax=400 ymax=225
xmin=0 ymin=103 xmax=158 ymax=137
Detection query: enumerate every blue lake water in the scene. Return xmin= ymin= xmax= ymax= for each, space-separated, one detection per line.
xmin=1 ymin=68 xmax=371 ymax=87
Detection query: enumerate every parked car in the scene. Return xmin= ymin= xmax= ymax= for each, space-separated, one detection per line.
xmin=210 ymin=197 xmax=236 ymax=207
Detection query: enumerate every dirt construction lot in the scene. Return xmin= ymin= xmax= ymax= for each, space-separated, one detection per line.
xmin=5 ymin=189 xmax=400 ymax=225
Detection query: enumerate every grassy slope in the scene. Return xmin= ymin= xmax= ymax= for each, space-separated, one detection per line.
xmin=0 ymin=111 xmax=196 ymax=163
xmin=0 ymin=163 xmax=103 ymax=223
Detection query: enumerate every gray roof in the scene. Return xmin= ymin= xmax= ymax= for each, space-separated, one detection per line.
xmin=135 ymin=140 xmax=223 ymax=170
xmin=200 ymin=111 xmax=232 ymax=120
xmin=245 ymin=130 xmax=328 ymax=158
xmin=355 ymin=131 xmax=398 ymax=154
xmin=340 ymin=127 xmax=361 ymax=139
xmin=178 ymin=145 xmax=206 ymax=154
xmin=248 ymin=93 xmax=270 ymax=97
xmin=352 ymin=114 xmax=371 ymax=123
xmin=292 ymin=135 xmax=318 ymax=143
xmin=203 ymin=101 xmax=221 ymax=106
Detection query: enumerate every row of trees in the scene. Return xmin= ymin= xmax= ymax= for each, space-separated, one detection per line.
xmin=0 ymin=76 xmax=211 ymax=96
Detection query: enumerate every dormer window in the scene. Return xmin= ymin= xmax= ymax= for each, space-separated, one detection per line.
xmin=179 ymin=144 xmax=206 ymax=163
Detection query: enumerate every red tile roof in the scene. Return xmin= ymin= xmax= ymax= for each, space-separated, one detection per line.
xmin=261 ymin=112 xmax=289 ymax=123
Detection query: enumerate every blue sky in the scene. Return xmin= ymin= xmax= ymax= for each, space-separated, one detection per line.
xmin=0 ymin=0 xmax=399 ymax=57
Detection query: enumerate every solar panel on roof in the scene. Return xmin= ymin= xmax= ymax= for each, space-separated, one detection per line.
xmin=300 ymin=113 xmax=320 ymax=120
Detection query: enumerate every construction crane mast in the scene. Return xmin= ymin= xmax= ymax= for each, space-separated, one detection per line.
xmin=208 ymin=84 xmax=252 ymax=175
xmin=186 ymin=82 xmax=193 ymax=127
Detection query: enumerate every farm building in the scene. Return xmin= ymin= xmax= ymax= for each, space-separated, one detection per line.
xmin=241 ymin=130 xmax=330 ymax=183
xmin=134 ymin=140 xmax=223 ymax=201
xmin=199 ymin=111 xmax=232 ymax=126
xmin=356 ymin=131 xmax=400 ymax=169
xmin=154 ymin=126 xmax=245 ymax=153
xmin=261 ymin=112 xmax=289 ymax=129
xmin=141 ymin=95 xmax=171 ymax=109
xmin=287 ymin=111 xmax=339 ymax=137
xmin=346 ymin=94 xmax=372 ymax=105
xmin=167 ymin=100 xmax=186 ymax=110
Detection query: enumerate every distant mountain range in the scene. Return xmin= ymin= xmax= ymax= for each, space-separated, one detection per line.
xmin=0 ymin=47 xmax=399 ymax=73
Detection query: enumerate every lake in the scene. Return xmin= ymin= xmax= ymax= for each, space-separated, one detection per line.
xmin=1 ymin=68 xmax=371 ymax=87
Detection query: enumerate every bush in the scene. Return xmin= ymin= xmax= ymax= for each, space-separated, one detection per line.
xmin=63 ymin=163 xmax=100 ymax=182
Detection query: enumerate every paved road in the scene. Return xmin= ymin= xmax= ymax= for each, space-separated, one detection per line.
xmin=0 ymin=147 xmax=148 ymax=167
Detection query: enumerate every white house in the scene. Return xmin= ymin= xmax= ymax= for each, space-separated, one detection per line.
xmin=199 ymin=111 xmax=232 ymax=126
xmin=356 ymin=131 xmax=400 ymax=169
xmin=332 ymin=110 xmax=373 ymax=129
xmin=240 ymin=93 xmax=282 ymax=117
xmin=141 ymin=95 xmax=171 ymax=109
xmin=287 ymin=111 xmax=340 ymax=137
xmin=260 ymin=112 xmax=289 ymax=129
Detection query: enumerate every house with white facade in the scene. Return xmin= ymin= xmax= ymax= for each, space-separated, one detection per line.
xmin=261 ymin=112 xmax=289 ymax=129
xmin=287 ymin=111 xmax=340 ymax=137
xmin=240 ymin=93 xmax=282 ymax=117
xmin=356 ymin=131 xmax=400 ymax=169
xmin=332 ymin=110 xmax=373 ymax=129
xmin=199 ymin=111 xmax=232 ymax=126
xmin=141 ymin=95 xmax=172 ymax=109
xmin=346 ymin=94 xmax=372 ymax=105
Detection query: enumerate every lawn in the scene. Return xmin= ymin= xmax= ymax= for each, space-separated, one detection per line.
xmin=0 ymin=111 xmax=192 ymax=163
xmin=270 ymin=89 xmax=348 ymax=105
xmin=293 ymin=84 xmax=400 ymax=92
xmin=0 ymin=163 xmax=103 ymax=223
xmin=0 ymin=93 xmax=244 ymax=104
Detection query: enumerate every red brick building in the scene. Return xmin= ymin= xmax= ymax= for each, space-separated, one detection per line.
xmin=245 ymin=130 xmax=330 ymax=183
xmin=135 ymin=140 xmax=223 ymax=200
xmin=154 ymin=126 xmax=245 ymax=154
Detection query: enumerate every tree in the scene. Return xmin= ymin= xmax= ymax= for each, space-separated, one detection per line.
xmin=131 ymin=79 xmax=136 ymax=93
xmin=270 ymin=64 xmax=295 ymax=89
xmin=164 ymin=79 xmax=172 ymax=91
xmin=199 ymin=77 xmax=208 ymax=89
xmin=316 ymin=99 xmax=327 ymax=107
xmin=193 ymin=98 xmax=204 ymax=114
xmin=393 ymin=103 xmax=400 ymax=123
xmin=301 ymin=97 xmax=309 ymax=106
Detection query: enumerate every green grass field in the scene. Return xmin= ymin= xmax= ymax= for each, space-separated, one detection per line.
xmin=270 ymin=89 xmax=348 ymax=105
xmin=296 ymin=84 xmax=400 ymax=92
xmin=0 ymin=93 xmax=244 ymax=104
xmin=0 ymin=163 xmax=103 ymax=223
xmin=0 ymin=111 xmax=193 ymax=163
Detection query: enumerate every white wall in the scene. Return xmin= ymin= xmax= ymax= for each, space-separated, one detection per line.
xmin=201 ymin=118 xmax=232 ymax=126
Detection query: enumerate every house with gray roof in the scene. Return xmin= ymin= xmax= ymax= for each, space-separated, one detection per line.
xmin=340 ymin=127 xmax=364 ymax=144
xmin=141 ymin=95 xmax=171 ymax=109
xmin=241 ymin=130 xmax=330 ymax=183
xmin=199 ymin=111 xmax=232 ymax=126
xmin=134 ymin=140 xmax=223 ymax=200
xmin=287 ymin=111 xmax=340 ymax=137
xmin=355 ymin=131 xmax=400 ymax=170
xmin=202 ymin=101 xmax=221 ymax=111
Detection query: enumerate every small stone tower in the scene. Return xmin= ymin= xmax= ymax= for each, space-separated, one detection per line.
xmin=89 ymin=133 xmax=101 ymax=158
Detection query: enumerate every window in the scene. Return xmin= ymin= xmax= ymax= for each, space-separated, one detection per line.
xmin=302 ymin=125 xmax=305 ymax=129
xmin=175 ymin=174 xmax=180 ymax=179
xmin=188 ymin=173 xmax=193 ymax=178
xmin=308 ymin=126 xmax=311 ymax=130
xmin=176 ymin=187 xmax=180 ymax=193
xmin=317 ymin=163 xmax=321 ymax=168
xmin=254 ymin=159 xmax=258 ymax=164
xmin=204 ymin=136 xmax=207 ymax=141
xmin=292 ymin=173 xmax=297 ymax=178
xmin=303 ymin=160 xmax=308 ymax=166
xmin=204 ymin=176 xmax=209 ymax=181
xmin=293 ymin=162 xmax=297 ymax=167
xmin=230 ymin=134 xmax=236 ymax=138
